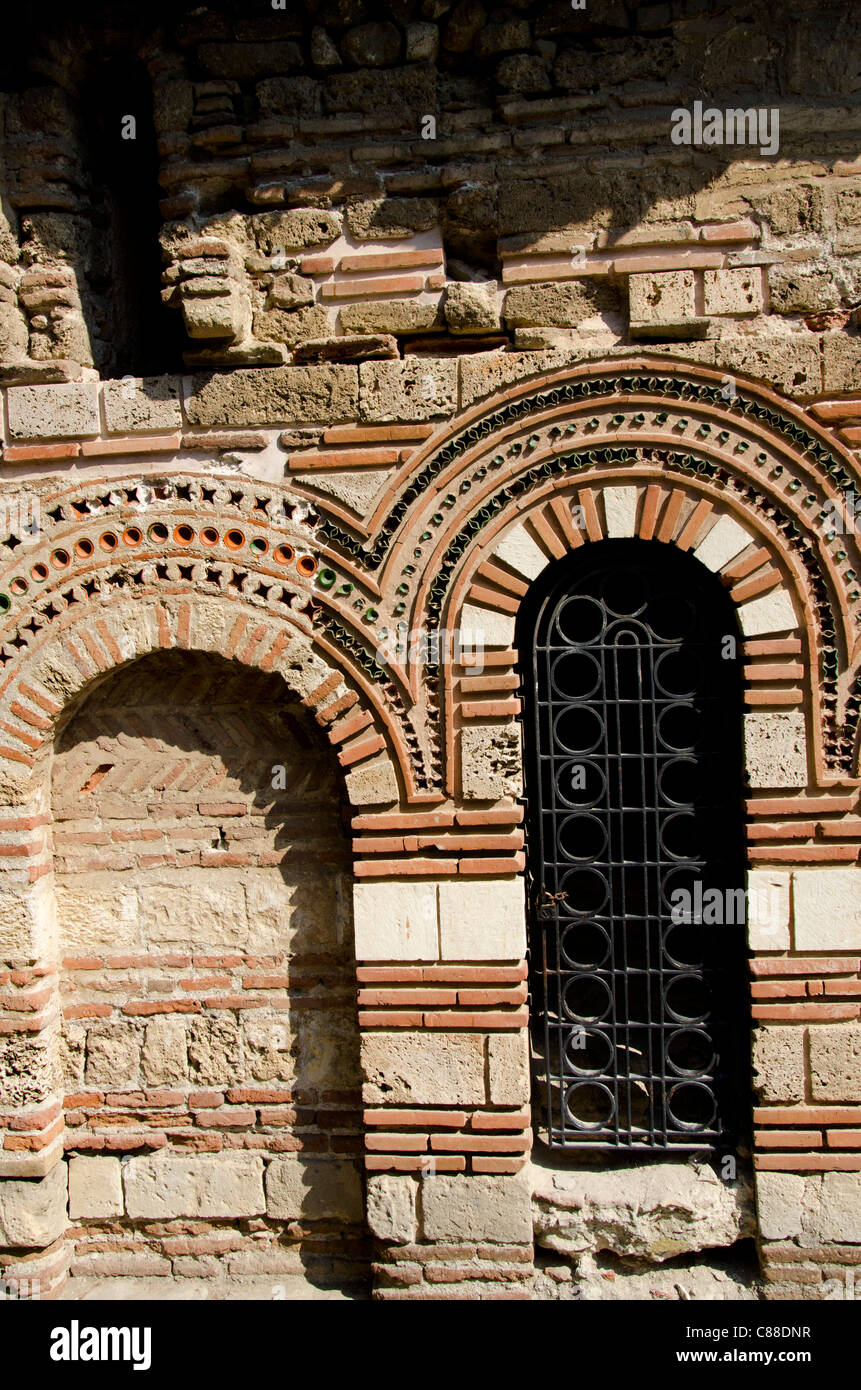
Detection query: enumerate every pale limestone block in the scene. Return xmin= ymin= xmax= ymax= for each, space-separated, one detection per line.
xmin=243 ymin=1016 xmax=295 ymax=1084
xmin=142 ymin=1016 xmax=189 ymax=1087
xmin=185 ymin=364 xmax=358 ymax=428
xmin=56 ymin=880 xmax=138 ymax=954
xmin=437 ymin=878 xmax=526 ymax=960
xmin=460 ymin=722 xmax=522 ymax=800
xmin=752 ymin=1026 xmax=805 ymax=1103
xmin=187 ymin=1016 xmax=241 ymax=1088
xmin=602 ymin=486 xmax=638 ymax=537
xmin=0 ymin=1163 xmax=67 ymax=1247
xmin=265 ymin=1156 xmax=363 ymax=1222
xmin=244 ymin=872 xmax=346 ymax=955
xmin=353 ymin=879 xmax=438 ymax=961
xmin=793 ymin=869 xmax=861 ymax=951
xmin=365 ymin=1174 xmax=418 ymax=1244
xmin=459 ymin=602 xmax=516 ymax=649
xmin=344 ymin=755 xmax=399 ymax=806
xmin=491 ymin=523 xmax=550 ymax=581
xmin=703 ymin=267 xmax=764 ymax=316
xmin=7 ymin=382 xmax=100 ymax=439
xmin=68 ymin=1157 xmax=123 ymax=1219
xmin=628 ymin=270 xmax=697 ymax=331
xmin=359 ymin=359 xmax=457 ymax=422
xmin=101 ymin=377 xmax=182 ymax=434
xmin=295 ymin=1009 xmax=362 ymax=1091
xmin=755 ymin=1172 xmax=806 ymax=1241
xmin=532 ymin=1156 xmax=754 ymax=1258
xmin=746 ymin=870 xmax=791 ymax=950
xmin=488 ymin=1030 xmax=531 ymax=1105
xmin=744 ymin=711 xmax=807 ymax=789
xmin=693 ymin=514 xmax=753 ymax=573
xmin=812 ymin=1173 xmax=861 ymax=1243
xmin=296 ymin=466 xmax=393 ymax=516
xmin=809 ymin=1025 xmax=861 ymax=1102
xmin=737 ymin=587 xmax=797 ymax=636
xmin=85 ymin=1025 xmax=140 ymax=1089
xmin=361 ymin=1032 xmax=485 ymax=1106
xmin=421 ymin=1172 xmax=532 ymax=1244
xmin=123 ymin=1154 xmax=265 ymax=1219
xmin=139 ymin=875 xmax=248 ymax=949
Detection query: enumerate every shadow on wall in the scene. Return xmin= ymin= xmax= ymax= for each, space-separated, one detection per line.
xmin=0 ymin=0 xmax=858 ymax=370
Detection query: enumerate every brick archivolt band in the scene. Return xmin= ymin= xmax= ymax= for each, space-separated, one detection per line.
xmin=0 ymin=494 xmax=409 ymax=800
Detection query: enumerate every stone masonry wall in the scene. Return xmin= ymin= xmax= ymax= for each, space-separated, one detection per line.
xmin=0 ymin=0 xmax=860 ymax=1302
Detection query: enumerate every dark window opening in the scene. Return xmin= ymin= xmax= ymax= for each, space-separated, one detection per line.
xmin=79 ymin=56 xmax=182 ymax=377
xmin=518 ymin=539 xmax=750 ymax=1153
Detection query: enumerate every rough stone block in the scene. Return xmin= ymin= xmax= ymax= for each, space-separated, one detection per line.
xmin=252 ymin=208 xmax=341 ymax=252
xmin=184 ymin=365 xmax=358 ymax=427
xmin=68 ymin=1157 xmax=123 ymax=1219
xmin=0 ymin=1163 xmax=67 ymax=1247
xmin=438 ymin=878 xmax=526 ymax=960
xmin=491 ymin=523 xmax=550 ymax=581
xmin=809 ymin=1025 xmax=861 ymax=1102
xmin=353 ymin=879 xmax=438 ymax=961
xmin=487 ymin=1030 xmax=530 ymax=1106
xmin=85 ymin=1025 xmax=141 ymax=1089
xmin=813 ymin=1173 xmax=861 ymax=1243
xmin=102 ymin=376 xmax=183 ymax=434
xmin=444 ymin=281 xmax=501 ymax=334
xmin=0 ymin=1026 xmax=59 ymax=1112
xmin=752 ymin=1026 xmax=805 ymax=1103
xmin=793 ymin=869 xmax=861 ymax=951
xmin=345 ymin=197 xmax=438 ymax=242
xmin=504 ymin=279 xmax=619 ymax=329
xmin=756 ymin=1172 xmax=806 ymax=1241
xmin=265 ymin=1156 xmax=364 ymax=1222
xmin=703 ymin=267 xmax=763 ymax=316
xmin=56 ymin=881 xmax=138 ymax=954
xmin=365 ymin=1174 xmax=418 ymax=1244
xmin=187 ymin=1016 xmax=242 ymax=1088
xmin=359 ymin=358 xmax=457 ymax=422
xmin=123 ymin=1154 xmax=265 ymax=1219
xmin=421 ymin=1172 xmax=532 ymax=1244
xmin=460 ymin=721 xmax=522 ymax=800
xmin=361 ymin=1032 xmax=485 ymax=1106
xmin=744 ymin=712 xmax=807 ymax=789
xmin=339 ymin=300 xmax=445 ymax=336
xmin=7 ymin=382 xmax=100 ymax=440
xmin=628 ymin=270 xmax=702 ymax=336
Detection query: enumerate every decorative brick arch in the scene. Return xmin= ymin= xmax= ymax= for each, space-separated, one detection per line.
xmin=0 ymin=479 xmax=407 ymax=807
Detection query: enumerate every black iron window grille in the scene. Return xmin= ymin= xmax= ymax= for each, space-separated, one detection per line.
xmin=519 ymin=539 xmax=748 ymax=1152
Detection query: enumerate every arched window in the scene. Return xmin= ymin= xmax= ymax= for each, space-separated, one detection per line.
xmin=518 ymin=539 xmax=749 ymax=1153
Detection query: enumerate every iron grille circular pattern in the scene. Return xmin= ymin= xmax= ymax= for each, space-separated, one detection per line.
xmin=521 ymin=540 xmax=748 ymax=1152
